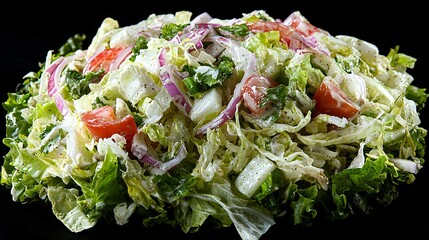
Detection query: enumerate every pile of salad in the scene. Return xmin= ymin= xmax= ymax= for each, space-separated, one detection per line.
xmin=1 ymin=10 xmax=427 ymax=239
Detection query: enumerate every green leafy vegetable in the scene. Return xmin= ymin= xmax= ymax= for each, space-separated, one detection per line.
xmin=217 ymin=24 xmax=250 ymax=37
xmin=183 ymin=56 xmax=234 ymax=95
xmin=65 ymin=69 xmax=104 ymax=99
xmin=160 ymin=23 xmax=189 ymax=40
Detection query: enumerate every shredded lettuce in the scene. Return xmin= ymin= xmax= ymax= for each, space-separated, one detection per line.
xmin=1 ymin=9 xmax=426 ymax=239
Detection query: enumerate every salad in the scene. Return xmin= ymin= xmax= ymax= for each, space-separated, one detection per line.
xmin=1 ymin=9 xmax=427 ymax=239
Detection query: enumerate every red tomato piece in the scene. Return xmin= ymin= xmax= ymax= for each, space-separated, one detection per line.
xmin=81 ymin=106 xmax=138 ymax=151
xmin=242 ymin=74 xmax=278 ymax=116
xmin=284 ymin=11 xmax=322 ymax=37
xmin=246 ymin=20 xmax=294 ymax=44
xmin=312 ymin=79 xmax=360 ymax=119
xmin=83 ymin=47 xmax=125 ymax=74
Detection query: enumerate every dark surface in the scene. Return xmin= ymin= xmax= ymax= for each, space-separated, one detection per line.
xmin=1 ymin=1 xmax=427 ymax=239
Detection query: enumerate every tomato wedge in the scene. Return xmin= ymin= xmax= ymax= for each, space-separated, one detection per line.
xmin=246 ymin=18 xmax=325 ymax=51
xmin=312 ymin=79 xmax=360 ymax=119
xmin=83 ymin=47 xmax=125 ymax=74
xmin=283 ymin=11 xmax=322 ymax=37
xmin=242 ymin=74 xmax=278 ymax=116
xmin=246 ymin=20 xmax=294 ymax=44
xmin=81 ymin=106 xmax=138 ymax=151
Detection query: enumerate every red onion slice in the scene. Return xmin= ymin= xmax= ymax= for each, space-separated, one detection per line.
xmin=161 ymin=144 xmax=187 ymax=172
xmin=46 ymin=56 xmax=64 ymax=96
xmin=131 ymin=134 xmax=187 ymax=173
xmin=195 ymin=95 xmax=242 ymax=136
xmin=52 ymin=92 xmax=69 ymax=116
xmin=283 ymin=11 xmax=330 ymax=56
xmin=191 ymin=12 xmax=213 ymax=24
xmin=170 ymin=24 xmax=213 ymax=52
xmin=156 ymin=24 xmax=226 ymax=116
xmin=53 ymin=56 xmax=73 ymax=87
xmin=109 ymin=45 xmax=133 ymax=72
xmin=158 ymin=49 xmax=193 ymax=115
xmin=195 ymin=36 xmax=257 ymax=136
xmin=46 ymin=55 xmax=74 ymax=115
xmin=131 ymin=140 xmax=163 ymax=169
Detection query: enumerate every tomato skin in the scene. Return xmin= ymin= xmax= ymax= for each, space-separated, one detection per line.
xmin=83 ymin=47 xmax=125 ymax=74
xmin=242 ymin=74 xmax=278 ymax=116
xmin=246 ymin=20 xmax=294 ymax=44
xmin=246 ymin=18 xmax=324 ymax=51
xmin=284 ymin=12 xmax=321 ymax=37
xmin=81 ymin=106 xmax=138 ymax=151
xmin=312 ymin=79 xmax=360 ymax=119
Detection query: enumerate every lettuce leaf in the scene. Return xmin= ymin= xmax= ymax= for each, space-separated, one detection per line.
xmin=187 ymin=176 xmax=275 ymax=240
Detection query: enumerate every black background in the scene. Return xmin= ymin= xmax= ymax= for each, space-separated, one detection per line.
xmin=0 ymin=1 xmax=427 ymax=239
